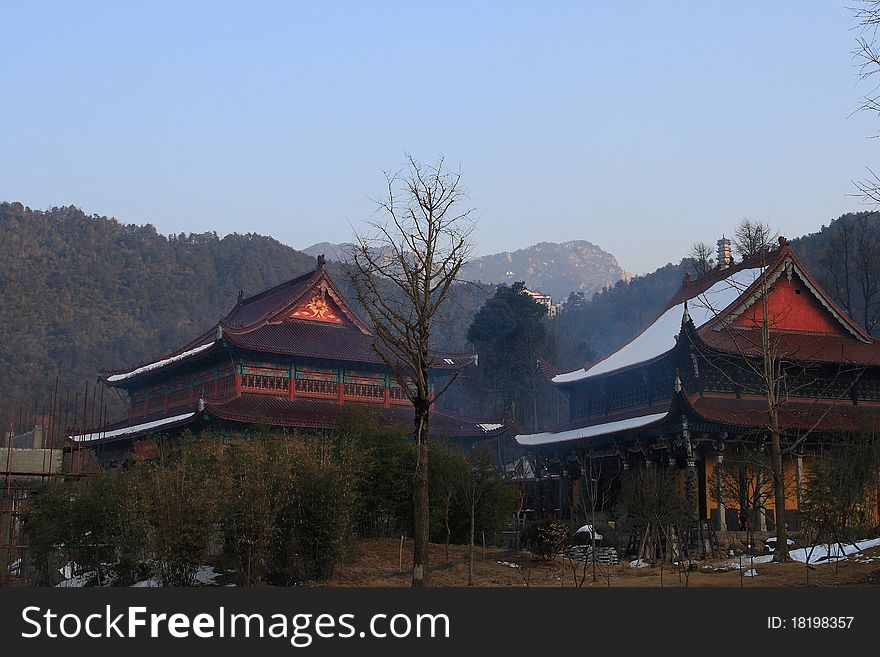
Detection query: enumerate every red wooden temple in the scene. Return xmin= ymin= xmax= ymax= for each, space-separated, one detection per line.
xmin=72 ymin=256 xmax=505 ymax=458
xmin=516 ymin=238 xmax=880 ymax=534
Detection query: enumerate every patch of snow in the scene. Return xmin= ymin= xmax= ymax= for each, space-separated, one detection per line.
xmin=56 ymin=564 xmax=92 ymax=588
xmin=132 ymin=577 xmax=160 ymax=587
xmin=723 ymin=537 xmax=880 ymax=569
xmin=194 ymin=565 xmax=220 ymax=585
xmin=70 ymin=412 xmax=196 ymax=442
xmin=791 ymin=537 xmax=880 ymax=564
xmin=478 ymin=423 xmax=504 ymax=432
xmin=496 ymin=560 xmax=522 ymax=569
xmin=629 ymin=559 xmax=649 ymax=568
xmin=8 ymin=559 xmax=21 ymax=575
xmin=552 ymin=266 xmax=763 ymax=383
xmin=743 ymin=568 xmax=758 ymax=577
xmin=59 ymin=561 xmax=80 ymax=579
xmin=107 ymin=342 xmax=215 ymax=382
xmin=515 ymin=412 xmax=667 ymax=446
xmin=443 ymin=358 xmax=455 ymax=365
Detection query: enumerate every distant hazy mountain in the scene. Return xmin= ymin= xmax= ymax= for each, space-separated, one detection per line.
xmin=463 ymin=241 xmax=626 ymax=302
xmin=306 ymin=239 xmax=626 ymax=302
xmin=302 ymin=241 xmax=354 ymax=262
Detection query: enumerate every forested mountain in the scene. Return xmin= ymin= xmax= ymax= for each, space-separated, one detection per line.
xmin=0 ymin=203 xmax=315 ymax=418
xmin=0 ymin=202 xmax=489 ymax=420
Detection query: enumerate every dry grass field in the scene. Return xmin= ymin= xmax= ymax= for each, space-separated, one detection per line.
xmin=321 ymin=537 xmax=880 ymax=587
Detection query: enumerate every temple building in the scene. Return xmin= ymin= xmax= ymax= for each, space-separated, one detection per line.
xmin=516 ymin=238 xmax=880 ymax=536
xmin=73 ymin=257 xmax=505 ymax=459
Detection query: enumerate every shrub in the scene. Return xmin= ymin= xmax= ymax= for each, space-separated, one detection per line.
xmin=521 ymin=519 xmax=571 ymax=561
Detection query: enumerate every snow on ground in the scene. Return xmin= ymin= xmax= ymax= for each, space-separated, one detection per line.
xmin=629 ymin=559 xmax=649 ymax=568
xmin=496 ymin=561 xmax=522 ymax=569
xmin=724 ymin=537 xmax=880 ymax=568
xmin=194 ymin=565 xmax=221 ymax=585
xmin=790 ymin=537 xmax=880 ymax=564
xmin=132 ymin=576 xmax=160 ymax=587
xmin=743 ymin=569 xmax=758 ymax=577
xmin=56 ymin=573 xmax=94 ymax=587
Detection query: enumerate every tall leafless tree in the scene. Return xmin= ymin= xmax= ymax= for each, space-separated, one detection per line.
xmin=348 ymin=154 xmax=475 ymax=587
xmin=688 ymin=241 xmax=715 ymax=276
xmin=852 ymin=2 xmax=880 ymax=202
xmin=732 ymin=219 xmax=777 ymax=259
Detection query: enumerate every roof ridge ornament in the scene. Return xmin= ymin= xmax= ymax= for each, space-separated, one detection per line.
xmin=317 ymin=254 xmax=326 ymax=268
xmin=682 ymin=300 xmax=692 ymax=326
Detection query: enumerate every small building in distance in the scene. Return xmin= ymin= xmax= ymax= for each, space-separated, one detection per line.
xmin=516 ymin=238 xmax=880 ymax=539
xmin=523 ymin=287 xmax=560 ymax=317
xmin=73 ymin=257 xmax=506 ymax=460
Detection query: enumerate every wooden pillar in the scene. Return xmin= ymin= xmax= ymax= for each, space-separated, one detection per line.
xmin=682 ymin=417 xmax=698 ymax=522
xmin=715 ymin=443 xmax=727 ymax=532
xmin=684 ymin=456 xmax=699 ymax=523
xmin=288 ymin=375 xmax=296 ymax=401
xmin=337 ymin=369 xmax=344 ymax=405
xmin=795 ymin=452 xmax=804 ymax=511
xmin=383 ymin=385 xmax=390 ymax=408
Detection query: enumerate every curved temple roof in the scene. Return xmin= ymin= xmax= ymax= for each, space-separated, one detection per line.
xmin=101 ymin=261 xmax=476 ymax=384
xmin=552 ymin=265 xmax=764 ymax=383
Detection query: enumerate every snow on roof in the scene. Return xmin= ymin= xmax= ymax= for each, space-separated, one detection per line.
xmin=69 ymin=412 xmax=196 ymax=442
xmin=514 ymin=411 xmax=667 ymax=446
xmin=575 ymin=524 xmax=603 ymax=540
xmin=552 ymin=266 xmax=764 ymax=383
xmin=106 ymin=342 xmax=215 ymax=382
xmin=478 ymin=423 xmax=504 ymax=432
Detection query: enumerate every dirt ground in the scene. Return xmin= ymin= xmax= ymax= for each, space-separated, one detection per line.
xmin=323 ymin=537 xmax=880 ymax=587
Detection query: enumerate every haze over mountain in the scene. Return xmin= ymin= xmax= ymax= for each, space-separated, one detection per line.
xmin=462 ymin=241 xmax=626 ymax=301
xmin=305 ymin=239 xmax=627 ymax=302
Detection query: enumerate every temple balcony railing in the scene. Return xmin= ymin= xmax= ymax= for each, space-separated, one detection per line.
xmin=294 ymin=378 xmax=338 ymax=397
xmin=344 ymin=382 xmax=385 ymax=401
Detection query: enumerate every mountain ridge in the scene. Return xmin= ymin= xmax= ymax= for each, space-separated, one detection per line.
xmin=305 ymin=238 xmax=626 ymax=302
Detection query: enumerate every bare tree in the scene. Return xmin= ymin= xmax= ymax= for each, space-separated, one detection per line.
xmin=574 ymin=448 xmax=617 ymax=583
xmin=820 ymin=213 xmax=880 ymax=335
xmin=853 ymin=216 xmax=880 ymax=333
xmin=821 ymin=214 xmax=856 ymax=317
xmin=348 ymin=154 xmax=475 ymax=587
xmin=732 ymin=219 xmax=777 ymax=259
xmin=455 ymin=450 xmax=495 ymax=586
xmin=851 ymin=3 xmax=880 ymax=205
xmin=688 ymin=242 xmax=715 ymax=276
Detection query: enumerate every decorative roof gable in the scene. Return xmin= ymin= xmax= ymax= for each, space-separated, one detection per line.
xmin=705 ymin=244 xmax=870 ymax=342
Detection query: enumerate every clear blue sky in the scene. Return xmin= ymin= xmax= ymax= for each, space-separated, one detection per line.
xmin=1 ymin=1 xmax=876 ymax=274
